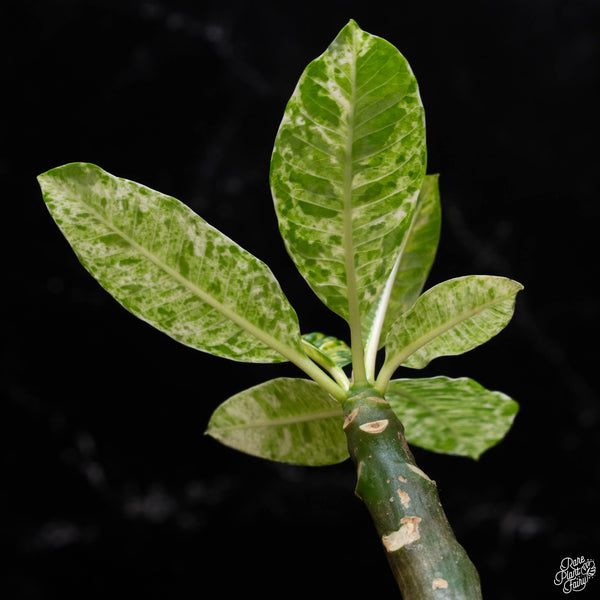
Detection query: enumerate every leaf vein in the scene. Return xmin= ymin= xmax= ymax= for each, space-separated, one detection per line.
xmin=354 ymin=55 xmax=394 ymax=95
xmin=279 ymin=156 xmax=344 ymax=184
xmin=289 ymin=133 xmax=340 ymax=160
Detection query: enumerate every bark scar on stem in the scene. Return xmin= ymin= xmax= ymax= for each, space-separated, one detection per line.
xmin=432 ymin=578 xmax=448 ymax=589
xmin=397 ymin=487 xmax=410 ymax=508
xmin=407 ymin=463 xmax=435 ymax=483
xmin=381 ymin=516 xmax=422 ymax=552
xmin=366 ymin=396 xmax=390 ymax=406
xmin=359 ymin=419 xmax=389 ymax=433
xmin=354 ymin=461 xmax=364 ymax=499
xmin=399 ymin=431 xmax=411 ymax=456
xmin=343 ymin=408 xmax=359 ymax=430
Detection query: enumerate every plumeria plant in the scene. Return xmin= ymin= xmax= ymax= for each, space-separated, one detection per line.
xmin=39 ymin=20 xmax=522 ymax=599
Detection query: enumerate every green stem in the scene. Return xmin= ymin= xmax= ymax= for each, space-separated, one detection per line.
xmin=291 ymin=351 xmax=347 ymax=401
xmin=300 ymin=338 xmax=351 ymax=391
xmin=342 ymin=388 xmax=482 ymax=599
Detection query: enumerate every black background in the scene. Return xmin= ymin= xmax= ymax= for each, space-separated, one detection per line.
xmin=3 ymin=0 xmax=599 ymax=598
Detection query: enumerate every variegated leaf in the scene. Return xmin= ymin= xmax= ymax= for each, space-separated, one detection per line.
xmin=363 ymin=174 xmax=441 ymax=360
xmin=270 ymin=19 xmax=426 ymax=325
xmin=379 ymin=276 xmax=523 ymax=383
xmin=301 ymin=331 xmax=351 ymax=390
xmin=38 ymin=162 xmax=304 ymax=363
xmin=301 ymin=332 xmax=352 ymax=368
xmin=206 ymin=378 xmax=347 ymax=466
xmin=386 ymin=376 xmax=519 ymax=459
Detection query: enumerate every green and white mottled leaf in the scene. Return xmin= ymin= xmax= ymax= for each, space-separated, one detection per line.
xmin=301 ymin=332 xmax=352 ymax=390
xmin=206 ymin=378 xmax=347 ymax=466
xmin=363 ymin=174 xmax=441 ymax=376
xmin=386 ymin=376 xmax=519 ymax=459
xmin=270 ymin=19 xmax=426 ymax=325
xmin=38 ymin=162 xmax=304 ymax=363
xmin=301 ymin=332 xmax=352 ymax=368
xmin=379 ymin=276 xmax=523 ymax=382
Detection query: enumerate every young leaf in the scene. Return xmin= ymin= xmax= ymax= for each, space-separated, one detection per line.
xmin=38 ymin=162 xmax=304 ymax=363
xmin=363 ymin=174 xmax=441 ymax=375
xmin=301 ymin=332 xmax=352 ymax=368
xmin=386 ymin=376 xmax=519 ymax=459
xmin=378 ymin=275 xmax=523 ymax=386
xmin=301 ymin=332 xmax=352 ymax=390
xmin=206 ymin=378 xmax=347 ymax=466
xmin=270 ymin=19 xmax=426 ymax=331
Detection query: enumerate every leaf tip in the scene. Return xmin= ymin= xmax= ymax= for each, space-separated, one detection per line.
xmin=38 ymin=162 xmax=102 ymax=191
xmin=342 ymin=18 xmax=365 ymax=37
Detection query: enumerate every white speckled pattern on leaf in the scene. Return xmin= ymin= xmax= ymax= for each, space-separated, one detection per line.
xmin=362 ymin=174 xmax=441 ymax=370
xmin=206 ymin=378 xmax=347 ymax=465
xmin=381 ymin=275 xmax=523 ymax=380
xmin=386 ymin=376 xmax=519 ymax=459
xmin=38 ymin=163 xmax=303 ymax=363
xmin=270 ymin=20 xmax=426 ymax=325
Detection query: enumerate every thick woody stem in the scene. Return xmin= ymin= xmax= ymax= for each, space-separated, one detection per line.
xmin=342 ymin=388 xmax=483 ymax=599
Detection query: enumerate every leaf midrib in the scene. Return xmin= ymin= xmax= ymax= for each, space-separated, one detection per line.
xmin=74 ymin=189 xmax=300 ymax=362
xmin=343 ymin=24 xmax=367 ymax=382
xmin=399 ymin=294 xmax=514 ymax=364
xmin=377 ymin=289 xmax=516 ymax=389
xmin=363 ymin=181 xmax=427 ymax=375
xmin=211 ymin=407 xmax=344 ymax=432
